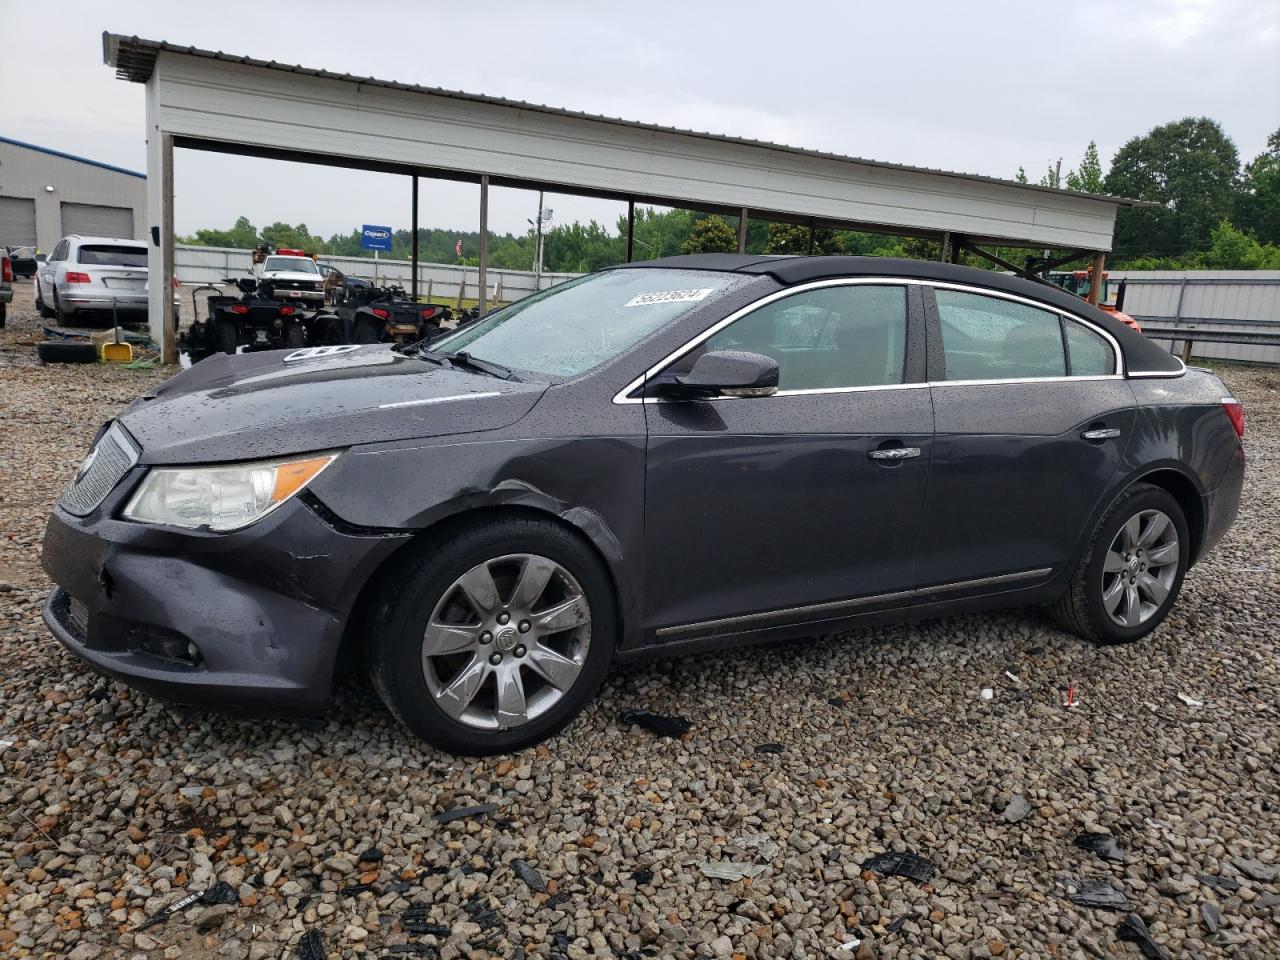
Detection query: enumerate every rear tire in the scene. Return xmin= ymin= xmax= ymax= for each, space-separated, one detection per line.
xmin=285 ymin=323 xmax=307 ymax=348
xmin=1050 ymin=482 xmax=1189 ymax=644
xmin=367 ymin=517 xmax=617 ymax=755
xmin=213 ymin=318 xmax=239 ymax=355
xmin=53 ymin=290 xmax=68 ymax=326
xmin=354 ymin=318 xmax=381 ymax=344
xmin=0 ymin=302 xmax=6 ymax=328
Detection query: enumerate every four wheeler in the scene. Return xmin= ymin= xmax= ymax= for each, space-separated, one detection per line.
xmin=326 ymin=280 xmax=454 ymax=347
xmin=183 ymin=275 xmax=332 ymax=359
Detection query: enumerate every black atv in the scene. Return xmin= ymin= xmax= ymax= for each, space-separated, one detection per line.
xmin=183 ymin=276 xmax=330 ymax=358
xmin=324 ymin=281 xmax=454 ymax=347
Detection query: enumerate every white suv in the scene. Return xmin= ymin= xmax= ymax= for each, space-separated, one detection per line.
xmin=36 ymin=235 xmax=149 ymax=325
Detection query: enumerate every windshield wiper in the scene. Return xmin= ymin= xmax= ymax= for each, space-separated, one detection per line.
xmin=412 ymin=346 xmax=451 ymax=365
xmin=443 ymin=351 xmax=522 ymax=381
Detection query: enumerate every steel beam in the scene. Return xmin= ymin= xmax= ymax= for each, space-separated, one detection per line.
xmin=478 ymin=175 xmax=489 ymax=313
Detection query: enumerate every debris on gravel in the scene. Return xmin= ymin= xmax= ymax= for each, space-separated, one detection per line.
xmin=2 ymin=285 xmax=1279 ymax=958
xmin=1073 ymin=830 xmax=1126 ymax=862
xmin=1068 ymin=878 xmax=1130 ymax=910
xmin=616 ymin=707 xmax=693 ymax=737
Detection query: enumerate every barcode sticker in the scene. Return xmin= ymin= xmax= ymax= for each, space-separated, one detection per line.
xmin=624 ymin=288 xmax=715 ymax=307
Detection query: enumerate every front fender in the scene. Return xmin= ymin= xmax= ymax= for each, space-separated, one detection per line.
xmin=308 ymin=434 xmax=647 ymax=649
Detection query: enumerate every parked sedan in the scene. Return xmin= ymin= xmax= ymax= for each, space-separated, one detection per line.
xmin=36 ymin=235 xmax=149 ymax=324
xmin=41 ymin=255 xmax=1245 ymax=754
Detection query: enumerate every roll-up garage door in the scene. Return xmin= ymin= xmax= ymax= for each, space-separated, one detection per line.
xmin=0 ymin=196 xmax=38 ymax=247
xmin=61 ymin=203 xmax=135 ymax=239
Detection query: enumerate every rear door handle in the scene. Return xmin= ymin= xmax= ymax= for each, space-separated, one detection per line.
xmin=868 ymin=447 xmax=922 ymax=461
xmin=1081 ymin=428 xmax=1121 ymax=441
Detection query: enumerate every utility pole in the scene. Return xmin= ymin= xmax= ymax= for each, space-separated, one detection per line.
xmin=528 ymin=193 xmax=552 ymax=292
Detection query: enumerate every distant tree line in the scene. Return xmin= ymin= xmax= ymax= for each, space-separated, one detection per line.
xmin=180 ymin=118 xmax=1280 ymax=273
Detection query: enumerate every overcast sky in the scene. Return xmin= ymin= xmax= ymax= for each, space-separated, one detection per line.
xmin=3 ymin=0 xmax=1277 ymax=240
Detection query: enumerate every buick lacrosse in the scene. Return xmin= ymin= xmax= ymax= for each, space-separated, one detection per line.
xmin=42 ymin=255 xmax=1245 ymax=754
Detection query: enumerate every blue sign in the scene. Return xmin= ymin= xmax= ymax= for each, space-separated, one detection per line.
xmin=361 ymin=224 xmax=393 ymax=251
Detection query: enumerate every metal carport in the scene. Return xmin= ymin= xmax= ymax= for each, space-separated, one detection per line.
xmin=103 ymin=31 xmax=1145 ymax=362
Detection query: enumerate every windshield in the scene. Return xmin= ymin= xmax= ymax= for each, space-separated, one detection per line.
xmin=78 ymin=244 xmax=147 ymax=267
xmin=263 ymin=256 xmax=318 ymax=274
xmin=431 ymin=268 xmax=748 ymax=379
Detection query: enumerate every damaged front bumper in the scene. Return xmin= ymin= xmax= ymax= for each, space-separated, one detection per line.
xmin=41 ymin=489 xmax=410 ymax=716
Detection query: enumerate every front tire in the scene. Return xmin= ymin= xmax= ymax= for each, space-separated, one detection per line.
xmin=1050 ymin=483 xmax=1189 ymax=644
xmin=367 ymin=517 xmax=617 ymax=755
xmin=36 ymin=280 xmax=55 ymax=319
xmin=213 ymin=318 xmax=238 ymax=355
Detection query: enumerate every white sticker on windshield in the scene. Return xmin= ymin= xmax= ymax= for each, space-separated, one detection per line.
xmin=624 ymin=288 xmax=715 ymax=307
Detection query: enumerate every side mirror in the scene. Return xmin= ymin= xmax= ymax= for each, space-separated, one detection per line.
xmin=660 ymin=349 xmax=779 ymax=399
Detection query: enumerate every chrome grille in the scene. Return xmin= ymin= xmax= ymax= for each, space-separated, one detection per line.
xmin=60 ymin=422 xmax=140 ymax=516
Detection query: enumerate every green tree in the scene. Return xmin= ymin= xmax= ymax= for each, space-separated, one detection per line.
xmin=1201 ymin=220 xmax=1280 ymax=269
xmin=180 ymin=215 xmax=260 ymax=248
xmin=1235 ymin=128 xmax=1280 ymax=244
xmin=1104 ymin=117 xmax=1240 ymax=259
xmin=260 ymin=221 xmax=320 ymax=251
xmin=1065 ymin=142 xmax=1104 ymax=193
xmin=681 ymin=215 xmax=737 ymax=254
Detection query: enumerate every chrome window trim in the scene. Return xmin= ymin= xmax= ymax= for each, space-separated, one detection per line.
xmin=1128 ymin=354 xmax=1188 ymax=378
xmin=611 ymin=276 xmax=1131 ymax=405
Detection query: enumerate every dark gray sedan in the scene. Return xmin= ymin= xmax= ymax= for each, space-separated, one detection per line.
xmin=41 ymin=255 xmax=1245 ymax=754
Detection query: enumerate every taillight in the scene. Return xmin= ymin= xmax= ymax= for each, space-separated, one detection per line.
xmin=421 ymin=307 xmax=437 ymax=320
xmin=278 ymin=306 xmax=296 ymax=316
xmin=1221 ymin=398 xmax=1245 ymax=438
xmin=231 ymin=303 xmax=250 ymax=315
xmin=1 ymin=257 xmax=11 ymax=283
xmin=64 ymin=271 xmax=91 ymax=284
xmin=372 ymin=307 xmax=390 ymax=320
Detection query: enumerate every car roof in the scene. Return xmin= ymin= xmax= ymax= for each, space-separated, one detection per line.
xmin=63 ymin=235 xmax=146 ymax=246
xmin=617 ymin=253 xmax=1182 ymax=375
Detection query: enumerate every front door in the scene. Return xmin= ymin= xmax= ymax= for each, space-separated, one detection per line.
xmin=916 ymin=285 xmax=1135 ymax=596
xmin=641 ymin=282 xmax=933 ymax=641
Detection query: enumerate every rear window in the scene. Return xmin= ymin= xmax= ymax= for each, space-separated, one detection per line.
xmin=78 ymin=245 xmax=147 ymax=267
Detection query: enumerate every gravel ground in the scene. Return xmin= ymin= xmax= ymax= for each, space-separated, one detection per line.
xmin=1 ymin=279 xmax=1278 ymax=960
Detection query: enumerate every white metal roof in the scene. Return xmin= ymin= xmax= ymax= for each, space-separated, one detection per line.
xmin=104 ymin=31 xmax=1139 ymax=251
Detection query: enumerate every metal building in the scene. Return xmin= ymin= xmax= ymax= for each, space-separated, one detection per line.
xmin=103 ymin=32 xmax=1146 ymax=360
xmin=0 ymin=136 xmax=146 ymax=253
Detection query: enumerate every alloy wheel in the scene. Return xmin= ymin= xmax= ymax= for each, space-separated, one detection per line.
xmin=421 ymin=554 xmax=591 ymax=730
xmin=1101 ymin=508 xmax=1179 ymax=627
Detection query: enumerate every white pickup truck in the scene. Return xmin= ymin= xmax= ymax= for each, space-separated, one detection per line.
xmin=255 ymin=254 xmax=325 ymax=305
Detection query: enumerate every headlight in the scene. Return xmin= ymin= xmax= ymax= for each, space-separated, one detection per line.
xmin=122 ymin=452 xmax=339 ymax=531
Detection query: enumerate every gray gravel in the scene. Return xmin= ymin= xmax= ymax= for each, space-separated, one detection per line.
xmin=2 ymin=279 xmax=1278 ymax=959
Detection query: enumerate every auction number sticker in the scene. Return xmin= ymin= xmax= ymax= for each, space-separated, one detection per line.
xmin=624 ymin=288 xmax=715 ymax=307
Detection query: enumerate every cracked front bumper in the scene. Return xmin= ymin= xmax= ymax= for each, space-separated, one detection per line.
xmin=41 ymin=492 xmax=410 ymax=716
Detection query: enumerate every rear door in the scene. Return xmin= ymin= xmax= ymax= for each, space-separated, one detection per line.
xmin=917 ymin=284 xmax=1135 ymax=596
xmin=641 ymin=281 xmax=933 ymax=641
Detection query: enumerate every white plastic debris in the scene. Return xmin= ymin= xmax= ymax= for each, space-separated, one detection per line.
xmin=1177 ymin=692 xmax=1204 ymax=707
xmin=838 ymin=938 xmax=863 ymax=951
xmin=1005 ymin=670 xmax=1020 ymax=683
xmin=980 ymin=688 xmax=994 ymax=701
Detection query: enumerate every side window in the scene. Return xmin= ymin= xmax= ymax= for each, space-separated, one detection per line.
xmin=50 ymin=241 xmax=67 ymax=262
xmin=1064 ymin=319 xmax=1115 ymax=376
xmin=684 ymin=285 xmax=907 ymax=391
xmin=935 ymin=289 xmax=1065 ymax=381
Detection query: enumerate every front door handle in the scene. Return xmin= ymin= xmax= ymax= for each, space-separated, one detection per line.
xmin=868 ymin=447 xmax=922 ymax=461
xmin=1081 ymin=427 xmax=1121 ymax=441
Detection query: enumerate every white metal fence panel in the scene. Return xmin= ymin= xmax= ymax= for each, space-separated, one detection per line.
xmin=1109 ymin=270 xmax=1280 ymax=365
xmin=173 ymin=245 xmax=583 ymax=304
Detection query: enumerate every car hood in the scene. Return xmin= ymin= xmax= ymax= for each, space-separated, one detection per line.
xmin=120 ymin=346 xmax=547 ymax=464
